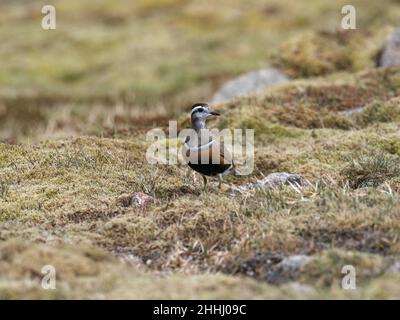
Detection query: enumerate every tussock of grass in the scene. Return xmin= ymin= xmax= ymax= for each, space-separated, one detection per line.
xmin=273 ymin=28 xmax=390 ymax=78
xmin=341 ymin=151 xmax=400 ymax=189
xmin=352 ymin=97 xmax=400 ymax=127
xmin=300 ymin=249 xmax=391 ymax=288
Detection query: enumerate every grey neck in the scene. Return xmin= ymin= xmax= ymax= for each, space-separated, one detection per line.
xmin=192 ymin=119 xmax=206 ymax=132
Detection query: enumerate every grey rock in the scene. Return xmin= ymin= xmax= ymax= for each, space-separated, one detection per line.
xmin=117 ymin=192 xmax=154 ymax=208
xmin=266 ymin=255 xmax=312 ymax=284
xmin=211 ymin=68 xmax=289 ymax=104
xmin=387 ymin=260 xmax=400 ymax=273
xmin=379 ymin=28 xmax=400 ymax=67
xmin=229 ymin=172 xmax=307 ymax=195
xmin=339 ymin=106 xmax=365 ymax=117
xmin=131 ymin=192 xmax=154 ymax=208
xmin=256 ymin=172 xmax=307 ymax=188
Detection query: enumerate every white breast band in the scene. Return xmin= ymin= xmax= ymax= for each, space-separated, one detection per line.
xmin=184 ymin=139 xmax=216 ymax=151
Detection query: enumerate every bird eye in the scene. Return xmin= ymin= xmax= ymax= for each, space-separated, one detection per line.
xmin=198 ymin=108 xmax=204 ymax=112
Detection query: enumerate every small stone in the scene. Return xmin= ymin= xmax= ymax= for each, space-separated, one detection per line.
xmin=131 ymin=192 xmax=154 ymax=208
xmin=339 ymin=106 xmax=365 ymax=117
xmin=387 ymin=260 xmax=400 ymax=273
xmin=379 ymin=28 xmax=400 ymax=67
xmin=229 ymin=172 xmax=307 ymax=195
xmin=256 ymin=172 xmax=307 ymax=188
xmin=211 ymin=68 xmax=289 ymax=104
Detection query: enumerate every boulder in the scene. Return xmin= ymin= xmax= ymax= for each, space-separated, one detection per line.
xmin=211 ymin=68 xmax=289 ymax=104
xmin=379 ymin=28 xmax=400 ymax=67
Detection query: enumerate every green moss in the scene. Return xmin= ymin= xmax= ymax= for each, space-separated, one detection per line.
xmin=273 ymin=28 xmax=390 ymax=78
xmin=353 ymin=98 xmax=400 ymax=127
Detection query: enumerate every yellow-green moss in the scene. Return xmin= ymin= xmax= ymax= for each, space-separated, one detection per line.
xmin=274 ymin=28 xmax=391 ymax=78
xmin=352 ymin=97 xmax=400 ymax=127
xmin=300 ymin=249 xmax=389 ymax=288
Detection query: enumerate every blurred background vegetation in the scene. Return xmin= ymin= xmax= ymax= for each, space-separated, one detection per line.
xmin=1 ymin=0 xmax=400 ymax=142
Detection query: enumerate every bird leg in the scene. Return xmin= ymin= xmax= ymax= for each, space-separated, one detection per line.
xmin=218 ymin=174 xmax=223 ymax=189
xmin=192 ymin=171 xmax=197 ymax=184
xmin=202 ymin=175 xmax=208 ymax=191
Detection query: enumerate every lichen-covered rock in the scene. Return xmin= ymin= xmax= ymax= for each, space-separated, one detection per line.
xmin=118 ymin=192 xmax=154 ymax=208
xmin=131 ymin=192 xmax=154 ymax=208
xmin=256 ymin=172 xmax=307 ymax=188
xmin=379 ymin=28 xmax=400 ymax=67
xmin=230 ymin=172 xmax=307 ymax=195
xmin=211 ymin=68 xmax=288 ymax=104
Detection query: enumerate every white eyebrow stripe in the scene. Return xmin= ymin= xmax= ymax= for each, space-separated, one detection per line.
xmin=184 ymin=139 xmax=215 ymax=151
xmin=191 ymin=106 xmax=205 ymax=114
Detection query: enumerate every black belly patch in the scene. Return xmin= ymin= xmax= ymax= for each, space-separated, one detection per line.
xmin=188 ymin=163 xmax=231 ymax=176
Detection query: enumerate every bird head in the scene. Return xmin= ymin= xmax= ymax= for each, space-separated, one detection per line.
xmin=190 ymin=103 xmax=220 ymax=124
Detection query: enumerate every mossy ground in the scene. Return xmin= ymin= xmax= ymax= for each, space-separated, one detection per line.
xmin=0 ymin=1 xmax=400 ymax=299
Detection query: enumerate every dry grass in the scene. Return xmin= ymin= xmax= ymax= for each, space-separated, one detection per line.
xmin=1 ymin=84 xmax=400 ymax=298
